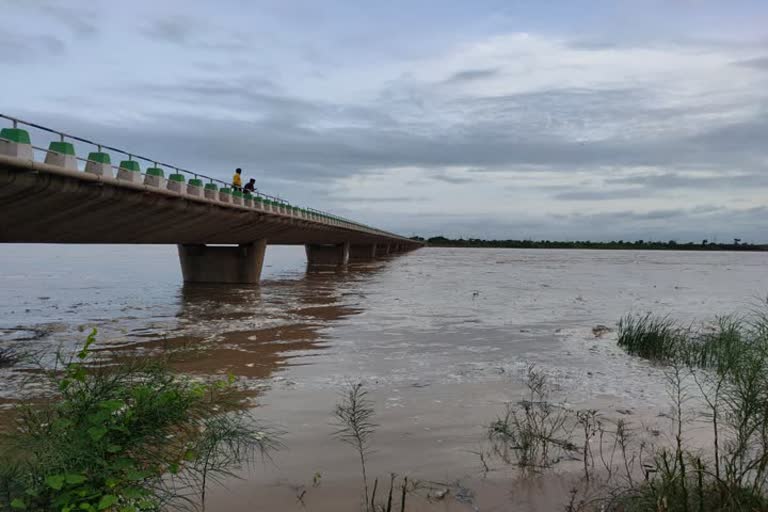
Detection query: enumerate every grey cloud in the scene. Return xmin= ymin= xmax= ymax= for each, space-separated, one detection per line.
xmin=329 ymin=196 xmax=428 ymax=203
xmin=554 ymin=188 xmax=649 ymax=201
xmin=2 ymin=1 xmax=99 ymax=38
xmin=733 ymin=56 xmax=768 ymax=70
xmin=29 ymin=82 xmax=768 ymax=188
xmin=142 ymin=16 xmax=250 ymax=50
xmin=688 ymin=115 xmax=768 ymax=154
xmin=41 ymin=4 xmax=99 ymax=38
xmin=429 ymin=174 xmax=476 ymax=184
xmin=0 ymin=32 xmax=65 ymax=63
xmin=607 ymin=172 xmax=768 ymax=190
xmin=143 ymin=17 xmax=198 ymax=45
xmin=444 ymin=68 xmax=500 ymax=83
xmin=567 ymin=39 xmax=625 ymax=51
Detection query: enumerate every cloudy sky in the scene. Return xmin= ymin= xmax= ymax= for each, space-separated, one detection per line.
xmin=2 ymin=0 xmax=767 ymax=242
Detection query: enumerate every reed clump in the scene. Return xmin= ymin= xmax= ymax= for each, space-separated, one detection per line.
xmin=604 ymin=304 xmax=768 ymax=511
xmin=617 ymin=313 xmax=687 ymax=361
xmin=485 ymin=304 xmax=768 ymax=512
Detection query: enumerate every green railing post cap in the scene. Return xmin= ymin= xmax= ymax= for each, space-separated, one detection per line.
xmin=48 ymin=141 xmax=76 ymax=155
xmin=87 ymin=152 xmax=111 ymax=164
xmin=119 ymin=160 xmax=141 ymax=172
xmin=0 ymin=128 xmax=31 ymax=144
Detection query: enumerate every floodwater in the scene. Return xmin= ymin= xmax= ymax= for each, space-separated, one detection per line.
xmin=2 ymin=246 xmax=768 ymax=510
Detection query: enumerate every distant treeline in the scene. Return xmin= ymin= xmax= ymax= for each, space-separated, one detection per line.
xmin=411 ymin=236 xmax=768 ymax=251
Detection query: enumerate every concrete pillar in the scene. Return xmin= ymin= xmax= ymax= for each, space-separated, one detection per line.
xmin=376 ymin=244 xmax=390 ymax=257
xmin=178 ymin=240 xmax=267 ymax=284
xmin=187 ymin=178 xmax=204 ymax=197
xmin=349 ymin=243 xmax=377 ymax=262
xmin=0 ymin=128 xmax=34 ymax=160
xmin=167 ymin=174 xmax=185 ymax=194
xmin=45 ymin=141 xmax=78 ymax=170
xmin=306 ymin=242 xmax=350 ymax=266
xmin=118 ymin=160 xmax=143 ymax=184
xmin=144 ymin=168 xmax=167 ymax=188
xmin=204 ymin=184 xmax=218 ymax=200
xmin=85 ymin=152 xmax=113 ymax=177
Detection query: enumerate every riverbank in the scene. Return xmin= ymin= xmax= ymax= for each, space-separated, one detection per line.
xmin=419 ymin=237 xmax=768 ymax=251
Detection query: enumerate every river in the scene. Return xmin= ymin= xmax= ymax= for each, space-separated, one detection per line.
xmin=1 ymin=246 xmax=767 ymax=510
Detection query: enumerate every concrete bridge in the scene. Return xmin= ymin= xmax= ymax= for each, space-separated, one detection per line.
xmin=0 ymin=115 xmax=422 ymax=283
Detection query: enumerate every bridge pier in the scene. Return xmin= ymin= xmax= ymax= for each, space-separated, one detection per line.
xmin=178 ymin=240 xmax=266 ymax=284
xmin=349 ymin=243 xmax=377 ymax=262
xmin=306 ymin=242 xmax=350 ymax=266
xmin=375 ymin=244 xmax=390 ymax=257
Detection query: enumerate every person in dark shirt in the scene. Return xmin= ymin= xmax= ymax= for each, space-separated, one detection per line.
xmin=244 ymin=178 xmax=256 ymax=193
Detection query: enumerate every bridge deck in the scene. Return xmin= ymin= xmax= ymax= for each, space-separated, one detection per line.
xmin=0 ymin=155 xmax=419 ymax=247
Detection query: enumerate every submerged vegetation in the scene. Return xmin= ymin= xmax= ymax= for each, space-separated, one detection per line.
xmin=481 ymin=304 xmax=768 ymax=511
xmin=608 ymin=307 xmax=768 ymax=511
xmin=487 ymin=364 xmax=578 ymax=472
xmin=0 ymin=346 xmax=22 ymax=368
xmin=0 ymin=330 xmax=278 ymax=512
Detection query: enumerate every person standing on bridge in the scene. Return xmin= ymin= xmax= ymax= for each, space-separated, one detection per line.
xmin=232 ymin=168 xmax=243 ymax=191
xmin=244 ymin=178 xmax=256 ymax=193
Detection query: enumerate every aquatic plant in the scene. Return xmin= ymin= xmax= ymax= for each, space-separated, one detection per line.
xmin=483 ymin=305 xmax=768 ymax=511
xmin=333 ymin=381 xmax=378 ymax=512
xmin=617 ymin=313 xmax=687 ymax=361
xmin=597 ymin=304 xmax=768 ymax=511
xmin=0 ymin=346 xmax=21 ymax=368
xmin=0 ymin=329 xmax=279 ymax=512
xmin=486 ymin=365 xmax=578 ymax=472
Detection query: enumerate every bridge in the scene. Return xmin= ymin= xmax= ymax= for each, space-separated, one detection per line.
xmin=0 ymin=115 xmax=422 ymax=283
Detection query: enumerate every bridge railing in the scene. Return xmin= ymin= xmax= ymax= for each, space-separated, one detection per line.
xmin=0 ymin=114 xmax=406 ymax=239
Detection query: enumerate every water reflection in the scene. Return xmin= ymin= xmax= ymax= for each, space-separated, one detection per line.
xmin=110 ymin=267 xmax=380 ymax=384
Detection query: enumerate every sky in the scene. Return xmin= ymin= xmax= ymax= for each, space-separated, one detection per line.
xmin=2 ymin=0 xmax=767 ymax=242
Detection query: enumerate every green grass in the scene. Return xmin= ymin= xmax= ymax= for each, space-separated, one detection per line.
xmin=617 ymin=313 xmax=687 ymax=361
xmin=616 ymin=312 xmax=764 ymax=372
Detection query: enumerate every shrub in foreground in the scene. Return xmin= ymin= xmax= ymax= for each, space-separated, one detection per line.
xmin=0 ymin=330 xmax=278 ymax=512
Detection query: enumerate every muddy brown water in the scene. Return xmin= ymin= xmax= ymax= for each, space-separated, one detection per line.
xmin=2 ymin=245 xmax=768 ymax=510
